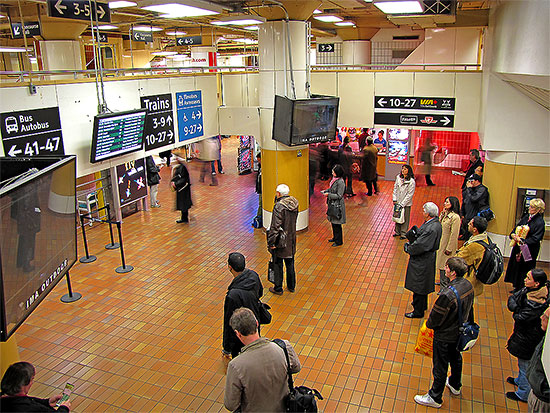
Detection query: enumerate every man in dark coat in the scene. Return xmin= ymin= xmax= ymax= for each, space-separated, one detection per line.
xmin=360 ymin=136 xmax=379 ymax=196
xmin=460 ymin=173 xmax=489 ymax=239
xmin=170 ymin=157 xmax=192 ymax=223
xmin=338 ymin=137 xmax=355 ymax=196
xmin=461 ymin=149 xmax=484 ymax=189
xmin=414 ymin=257 xmax=474 ymax=408
xmin=404 ymin=202 xmax=443 ymax=318
xmin=222 ymin=252 xmax=263 ymax=358
xmin=267 ymin=184 xmax=299 ymax=295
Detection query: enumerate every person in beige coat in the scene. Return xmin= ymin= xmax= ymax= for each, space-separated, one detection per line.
xmin=436 ymin=196 xmax=461 ymax=287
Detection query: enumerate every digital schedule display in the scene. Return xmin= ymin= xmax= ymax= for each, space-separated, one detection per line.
xmin=90 ymin=109 xmax=147 ymax=163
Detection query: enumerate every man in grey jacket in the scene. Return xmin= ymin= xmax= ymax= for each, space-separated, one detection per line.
xmin=224 ymin=308 xmax=301 ymax=412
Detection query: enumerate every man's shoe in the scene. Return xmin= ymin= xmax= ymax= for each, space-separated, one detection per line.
xmin=506 ymin=392 xmax=526 ymax=402
xmin=506 ymin=377 xmax=517 ymax=386
xmin=331 ymin=242 xmax=342 ymax=247
xmin=414 ymin=393 xmax=441 ymax=408
xmin=288 ymin=288 xmax=295 ymax=293
xmin=446 ymin=378 xmax=461 ymax=396
xmin=328 ymin=238 xmax=335 ymax=242
xmin=219 ymin=171 xmax=225 ymax=174
xmin=405 ymin=312 xmax=423 ymax=319
xmin=269 ymin=287 xmax=283 ymax=296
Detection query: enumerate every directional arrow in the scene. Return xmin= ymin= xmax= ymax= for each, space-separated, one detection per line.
xmin=8 ymin=145 xmax=22 ymax=157
xmin=196 ymin=111 xmax=202 ymax=119
xmin=166 ymin=115 xmax=172 ymax=125
xmin=134 ymin=32 xmax=140 ymax=40
xmin=377 ymin=97 xmax=387 ymax=107
xmin=55 ymin=0 xmax=67 ymax=14
xmin=97 ymin=5 xmax=105 ymax=19
xmin=441 ymin=116 xmax=451 ymax=126
xmin=13 ymin=26 xmax=21 ymax=35
xmin=197 ymin=124 xmax=202 ymax=132
xmin=167 ymin=130 xmax=174 ymax=139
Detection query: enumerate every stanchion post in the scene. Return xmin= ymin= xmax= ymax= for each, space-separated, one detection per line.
xmin=79 ymin=214 xmax=97 ymax=263
xmin=60 ymin=272 xmax=82 ymax=303
xmin=115 ymin=221 xmax=133 ymax=273
xmin=105 ymin=204 xmax=120 ymax=250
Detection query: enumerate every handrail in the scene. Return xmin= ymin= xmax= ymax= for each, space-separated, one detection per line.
xmin=0 ymin=63 xmax=481 ymax=84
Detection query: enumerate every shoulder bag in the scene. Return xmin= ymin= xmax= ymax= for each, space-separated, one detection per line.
xmin=449 ymin=286 xmax=480 ymax=351
xmin=258 ymin=301 xmax=272 ymax=324
xmin=327 ymin=200 xmax=341 ymax=220
xmin=392 ymin=204 xmax=405 ymax=224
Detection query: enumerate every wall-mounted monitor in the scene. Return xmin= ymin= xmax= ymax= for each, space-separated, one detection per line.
xmin=272 ymin=95 xmax=339 ymax=146
xmin=90 ymin=109 xmax=147 ymax=163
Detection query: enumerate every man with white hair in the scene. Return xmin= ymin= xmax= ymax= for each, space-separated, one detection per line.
xmin=404 ymin=202 xmax=443 ymax=318
xmin=267 ymin=184 xmax=299 ymax=295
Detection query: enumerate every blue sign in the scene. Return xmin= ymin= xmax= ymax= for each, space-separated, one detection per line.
xmin=176 ymin=91 xmax=203 ymax=141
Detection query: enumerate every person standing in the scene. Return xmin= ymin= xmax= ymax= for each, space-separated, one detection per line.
xmin=224 ymin=308 xmax=301 ymax=412
xmin=460 ymin=149 xmax=483 ymax=188
xmin=170 ymin=157 xmax=192 ymax=223
xmin=322 ymin=165 xmax=346 ymax=247
xmin=252 ymin=153 xmax=262 ymax=228
xmin=404 ymin=202 xmax=442 ymax=318
xmin=145 ymin=155 xmax=161 ymax=208
xmin=211 ymin=135 xmax=224 ymax=174
xmin=504 ymin=198 xmax=546 ymax=292
xmin=420 ymin=135 xmax=437 ymax=186
xmin=198 ymin=137 xmax=219 ymax=186
xmin=460 ymin=173 xmax=489 ymax=239
xmin=436 ymin=196 xmax=461 ymax=287
xmin=392 ymin=165 xmax=416 ymax=239
xmin=338 ymin=137 xmax=355 ymax=197
xmin=505 ymin=269 xmax=549 ymax=403
xmin=414 ymin=257 xmax=474 ymax=409
xmin=267 ymin=184 xmax=299 ymax=295
xmin=527 ymin=306 xmax=550 ymax=412
xmin=222 ymin=252 xmax=264 ymax=359
xmin=358 ymin=128 xmax=369 ymax=151
xmin=360 ymin=136 xmax=379 ymax=196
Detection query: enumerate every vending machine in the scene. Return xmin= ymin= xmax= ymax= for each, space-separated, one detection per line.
xmin=384 ymin=128 xmax=411 ymax=180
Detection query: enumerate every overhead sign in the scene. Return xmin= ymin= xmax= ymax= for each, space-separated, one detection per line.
xmin=375 ymin=96 xmax=455 ymax=111
xmin=140 ymin=94 xmax=175 ymax=151
xmin=47 ymin=0 xmax=111 ymax=23
xmin=176 ymin=36 xmax=202 ymax=46
xmin=1 ymin=107 xmax=65 ymax=157
xmin=176 ymin=91 xmax=203 ymax=141
xmin=96 ymin=32 xmax=107 ymax=42
xmin=132 ymin=30 xmax=153 ymax=42
xmin=11 ymin=21 xmax=41 ymax=39
xmin=374 ymin=112 xmax=454 ymax=128
xmin=318 ymin=43 xmax=334 ymax=53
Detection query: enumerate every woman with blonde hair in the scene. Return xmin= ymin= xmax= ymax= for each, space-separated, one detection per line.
xmin=505 ymin=198 xmax=546 ymax=292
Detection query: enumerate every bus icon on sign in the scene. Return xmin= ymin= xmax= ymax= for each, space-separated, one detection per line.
xmin=5 ymin=116 xmax=18 ymax=134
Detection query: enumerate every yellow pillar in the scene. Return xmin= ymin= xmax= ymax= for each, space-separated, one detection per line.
xmin=0 ymin=335 xmax=20 ymax=377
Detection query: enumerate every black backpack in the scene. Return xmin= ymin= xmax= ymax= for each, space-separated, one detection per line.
xmin=473 ymin=237 xmax=504 ymax=285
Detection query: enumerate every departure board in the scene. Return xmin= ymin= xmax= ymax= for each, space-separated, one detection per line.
xmin=90 ymin=109 xmax=147 ymax=163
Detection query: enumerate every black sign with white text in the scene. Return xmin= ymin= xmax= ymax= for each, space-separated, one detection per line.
xmin=11 ymin=21 xmax=41 ymax=38
xmin=47 ymin=0 xmax=110 ymax=22
xmin=374 ymin=112 xmax=455 ymax=128
xmin=1 ymin=107 xmax=65 ymax=157
xmin=140 ymin=94 xmax=175 ymax=151
xmin=116 ymin=158 xmax=147 ymax=207
xmin=176 ymin=36 xmax=202 ymax=46
xmin=375 ymin=96 xmax=455 ymax=111
xmin=318 ymin=43 xmax=335 ymax=53
xmin=132 ymin=31 xmax=153 ymax=42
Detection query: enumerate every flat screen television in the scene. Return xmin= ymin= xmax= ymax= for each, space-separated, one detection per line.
xmin=90 ymin=109 xmax=147 ymax=163
xmin=272 ymin=95 xmax=339 ymax=146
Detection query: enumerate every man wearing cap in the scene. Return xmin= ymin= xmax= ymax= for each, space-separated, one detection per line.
xmin=460 ymin=173 xmax=489 ymax=240
xmin=267 ymin=184 xmax=299 ymax=295
xmin=361 ymin=136 xmax=379 ymax=196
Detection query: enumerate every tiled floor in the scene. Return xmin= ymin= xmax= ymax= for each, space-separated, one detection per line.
xmin=15 ymin=137 xmax=531 ymax=412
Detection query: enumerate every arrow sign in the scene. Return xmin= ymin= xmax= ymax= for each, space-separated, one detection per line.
xmin=8 ymin=145 xmax=22 ymax=157
xmin=133 ymin=31 xmax=153 ymax=42
xmin=176 ymin=36 xmax=202 ymax=46
xmin=47 ymin=0 xmax=111 ymax=23
xmin=377 ymin=97 xmax=387 ymax=107
xmin=318 ymin=43 xmax=335 ymax=53
xmin=11 ymin=21 xmax=41 ymax=39
xmin=441 ymin=116 xmax=451 ymax=126
xmin=13 ymin=25 xmax=20 ymax=35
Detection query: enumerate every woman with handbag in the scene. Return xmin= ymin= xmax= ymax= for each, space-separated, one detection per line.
xmin=322 ymin=164 xmax=346 ymax=247
xmin=392 ymin=164 xmax=416 ymax=239
xmin=505 ymin=269 xmax=549 ymax=403
xmin=436 ymin=196 xmax=461 ymax=287
xmin=504 ymin=198 xmax=546 ymax=292
xmin=170 ymin=157 xmax=193 ymax=223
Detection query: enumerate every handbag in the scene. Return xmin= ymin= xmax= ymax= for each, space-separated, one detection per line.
xmin=449 ymin=286 xmax=480 ymax=352
xmin=273 ymin=339 xmax=323 ymax=412
xmin=258 ymin=301 xmax=272 ymax=324
xmin=268 ymin=257 xmax=276 ymax=284
xmin=414 ymin=320 xmax=434 ymax=358
xmin=392 ymin=204 xmax=405 ymax=224
xmin=327 ymin=200 xmax=341 ymax=220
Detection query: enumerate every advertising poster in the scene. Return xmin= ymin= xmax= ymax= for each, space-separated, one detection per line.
xmin=116 ymin=158 xmax=147 ymax=206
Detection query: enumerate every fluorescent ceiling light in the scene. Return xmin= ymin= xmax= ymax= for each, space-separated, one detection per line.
xmin=165 ymin=30 xmax=187 ymax=36
xmin=93 ymin=25 xmax=118 ymax=30
xmin=211 ymin=15 xmax=266 ymax=25
xmin=335 ymin=21 xmax=356 ymax=26
xmin=231 ymin=38 xmax=258 ymax=44
xmin=0 ymin=47 xmax=30 ymax=52
xmin=313 ymin=9 xmax=322 ymax=14
xmin=152 ymin=51 xmax=178 ymax=56
xmin=373 ymin=0 xmax=423 ymax=14
xmin=133 ymin=25 xmax=163 ymax=31
xmin=313 ymin=15 xmax=343 ymax=23
xmin=109 ymin=1 xmax=137 ymax=8
xmin=0 ymin=14 xmax=7 ymax=18
xmin=244 ymin=26 xmax=259 ymax=31
xmin=363 ymin=0 xmax=373 ymax=2
xmin=140 ymin=1 xmax=222 ymax=17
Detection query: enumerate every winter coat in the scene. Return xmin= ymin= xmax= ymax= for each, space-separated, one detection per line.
xmin=223 ymin=269 xmax=264 ymax=355
xmin=171 ymin=163 xmax=192 ymax=212
xmin=404 ymin=217 xmax=442 ymax=295
xmin=267 ymin=195 xmax=299 ymax=259
xmin=393 ymin=174 xmax=415 ymax=207
xmin=504 ymin=213 xmax=546 ymax=288
xmin=456 ymin=232 xmax=488 ymax=297
xmin=145 ymin=156 xmax=161 ymax=186
xmin=507 ymin=285 xmax=549 ymax=360
xmin=360 ymin=144 xmax=378 ymax=182
xmin=326 ymin=178 xmax=346 ymax=225
xmin=338 ymin=145 xmax=353 ymax=173
xmin=462 ymin=158 xmax=483 ymax=188
xmin=461 ymin=184 xmax=490 ymax=221
xmin=528 ymin=337 xmax=550 ymax=403
xmin=436 ymin=211 xmax=461 ymax=271
xmin=255 ymin=166 xmax=262 ymax=194
xmin=0 ymin=396 xmax=69 ymax=412
xmin=198 ymin=137 xmax=220 ymax=161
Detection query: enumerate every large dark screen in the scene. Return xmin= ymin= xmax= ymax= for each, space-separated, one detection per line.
xmin=0 ymin=156 xmax=77 ymax=341
xmin=90 ymin=109 xmax=147 ymax=163
xmin=116 ymin=158 xmax=147 ymax=206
